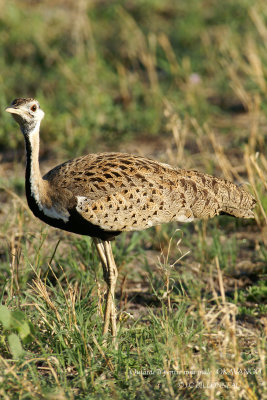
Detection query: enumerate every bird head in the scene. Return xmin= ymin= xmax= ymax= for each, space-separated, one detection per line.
xmin=5 ymin=98 xmax=44 ymax=135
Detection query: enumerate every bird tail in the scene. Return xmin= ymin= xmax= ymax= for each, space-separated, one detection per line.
xmin=183 ymin=170 xmax=256 ymax=219
xmin=218 ymin=182 xmax=256 ymax=219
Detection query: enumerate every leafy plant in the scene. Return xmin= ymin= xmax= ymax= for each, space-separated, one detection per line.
xmin=0 ymin=305 xmax=35 ymax=358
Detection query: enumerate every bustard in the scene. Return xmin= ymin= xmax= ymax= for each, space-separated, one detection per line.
xmin=6 ymin=98 xmax=256 ymax=339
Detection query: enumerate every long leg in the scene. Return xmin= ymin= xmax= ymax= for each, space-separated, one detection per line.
xmin=93 ymin=238 xmax=118 ymax=339
xmin=93 ymin=238 xmax=107 ymax=269
xmin=103 ymin=241 xmax=118 ymax=338
xmin=93 ymin=238 xmax=110 ymax=332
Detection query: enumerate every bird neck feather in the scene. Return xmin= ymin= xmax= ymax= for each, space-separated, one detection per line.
xmin=24 ymin=125 xmax=45 ymax=208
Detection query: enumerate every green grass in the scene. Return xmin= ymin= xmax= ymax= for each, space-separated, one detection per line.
xmin=0 ymin=0 xmax=267 ymax=399
xmin=1 ymin=0 xmax=267 ymax=155
xmin=0 ymin=216 xmax=265 ymax=399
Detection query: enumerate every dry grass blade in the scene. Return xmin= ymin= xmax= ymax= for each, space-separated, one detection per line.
xmin=245 ymin=147 xmax=267 ymax=226
xmin=29 ymin=278 xmax=62 ymax=323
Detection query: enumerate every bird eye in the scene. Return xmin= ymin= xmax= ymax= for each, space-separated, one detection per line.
xmin=31 ymin=104 xmax=37 ymax=112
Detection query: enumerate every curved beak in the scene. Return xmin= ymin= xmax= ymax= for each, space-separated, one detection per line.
xmin=5 ymin=106 xmax=23 ymax=115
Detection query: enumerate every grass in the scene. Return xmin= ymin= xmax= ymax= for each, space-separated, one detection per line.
xmin=0 ymin=0 xmax=267 ymax=399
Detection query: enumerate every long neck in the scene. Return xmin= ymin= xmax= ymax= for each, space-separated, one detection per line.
xmin=23 ymin=123 xmax=45 ymax=209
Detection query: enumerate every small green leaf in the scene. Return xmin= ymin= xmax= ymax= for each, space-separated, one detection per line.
xmin=19 ymin=320 xmax=35 ymax=344
xmin=8 ymin=333 xmax=24 ymax=359
xmin=11 ymin=310 xmax=26 ymax=328
xmin=0 ymin=305 xmax=12 ymax=329
xmin=18 ymin=321 xmax=31 ymax=340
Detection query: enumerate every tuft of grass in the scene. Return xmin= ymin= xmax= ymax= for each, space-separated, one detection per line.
xmin=0 ymin=242 xmax=265 ymax=399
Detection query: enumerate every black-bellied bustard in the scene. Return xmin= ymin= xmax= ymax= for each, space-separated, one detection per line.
xmin=6 ymin=98 xmax=256 ymax=340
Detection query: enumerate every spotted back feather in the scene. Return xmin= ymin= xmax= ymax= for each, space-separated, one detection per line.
xmin=43 ymin=152 xmax=256 ymax=232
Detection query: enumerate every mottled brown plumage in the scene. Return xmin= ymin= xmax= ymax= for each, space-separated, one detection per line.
xmin=6 ymin=98 xmax=256 ymax=341
xmin=44 ymin=152 xmax=255 ymax=232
